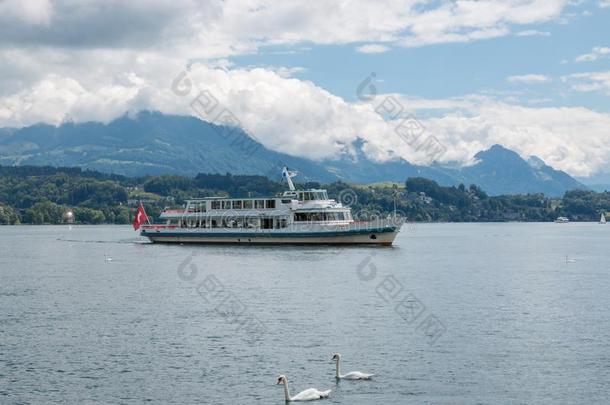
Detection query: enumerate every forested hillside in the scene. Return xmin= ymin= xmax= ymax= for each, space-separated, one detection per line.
xmin=0 ymin=165 xmax=608 ymax=224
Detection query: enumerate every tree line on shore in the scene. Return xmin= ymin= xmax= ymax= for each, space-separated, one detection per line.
xmin=0 ymin=165 xmax=608 ymax=225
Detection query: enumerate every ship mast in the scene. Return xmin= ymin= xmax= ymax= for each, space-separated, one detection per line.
xmin=282 ymin=167 xmax=298 ymax=191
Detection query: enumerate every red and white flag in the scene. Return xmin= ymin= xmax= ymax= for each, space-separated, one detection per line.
xmin=132 ymin=203 xmax=149 ymax=230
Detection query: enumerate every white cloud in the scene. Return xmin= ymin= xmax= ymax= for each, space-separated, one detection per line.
xmin=0 ymin=0 xmax=576 ymax=114
xmin=1 ymin=0 xmax=608 ymax=178
xmin=527 ymin=97 xmax=554 ymax=104
xmin=2 ymin=59 xmax=609 ymax=177
xmin=515 ymin=29 xmax=551 ymax=36
xmin=0 ymin=0 xmax=53 ymax=26
xmin=506 ymin=74 xmax=552 ymax=83
xmin=574 ymin=46 xmax=610 ymax=62
xmin=0 ymin=0 xmax=573 ymax=54
xmin=355 ymin=44 xmax=391 ymax=54
xmin=420 ymin=101 xmax=610 ymax=177
xmin=273 ymin=66 xmax=307 ymax=78
xmin=399 ymin=0 xmax=567 ymax=47
xmin=599 ymin=1 xmax=610 ymax=8
xmin=561 ymin=71 xmax=610 ymax=94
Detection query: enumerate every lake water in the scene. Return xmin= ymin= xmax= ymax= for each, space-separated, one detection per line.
xmin=1 ymin=223 xmax=609 ymax=404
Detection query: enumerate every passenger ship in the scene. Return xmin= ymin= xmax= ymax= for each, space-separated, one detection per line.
xmin=140 ymin=168 xmax=404 ymax=245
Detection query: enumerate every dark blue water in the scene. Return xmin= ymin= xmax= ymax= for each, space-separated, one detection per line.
xmin=1 ymin=223 xmax=609 ymax=404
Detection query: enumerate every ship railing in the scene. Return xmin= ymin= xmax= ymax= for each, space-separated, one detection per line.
xmin=161 ymin=209 xmax=187 ymax=214
xmin=350 ymin=216 xmax=405 ymax=229
xmin=292 ymin=216 xmax=405 ymax=232
xmin=142 ymin=216 xmax=406 ymax=232
xmin=142 ymin=224 xmax=180 ymax=230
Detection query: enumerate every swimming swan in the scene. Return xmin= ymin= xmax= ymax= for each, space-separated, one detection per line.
xmin=276 ymin=375 xmax=331 ymax=401
xmin=331 ymin=353 xmax=374 ymax=380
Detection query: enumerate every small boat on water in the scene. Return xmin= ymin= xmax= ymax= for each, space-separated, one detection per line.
xmin=140 ymin=168 xmax=404 ymax=245
xmin=600 ymin=213 xmax=607 ymax=224
xmin=555 ymin=216 xmax=570 ymax=223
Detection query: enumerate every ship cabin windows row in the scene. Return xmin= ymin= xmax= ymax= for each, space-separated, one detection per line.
xmin=209 ymin=199 xmax=276 ymax=210
xmin=186 ymin=202 xmax=207 ymax=213
xmin=293 ymin=211 xmax=349 ymax=222
xmin=297 ymin=191 xmax=328 ymax=201
xmin=180 ymin=217 xmax=287 ymax=229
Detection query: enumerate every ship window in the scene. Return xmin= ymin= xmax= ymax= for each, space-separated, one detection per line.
xmin=211 ymin=201 xmax=220 ymax=210
xmin=295 ymin=212 xmax=341 ymax=221
xmin=273 ymin=219 xmax=287 ymax=229
xmin=222 ymin=201 xmax=231 ymax=210
xmin=310 ymin=192 xmax=322 ymax=200
xmin=255 ymin=200 xmax=265 ymax=209
xmin=298 ymin=192 xmax=312 ymax=201
xmin=266 ymin=200 xmax=276 ymax=209
xmin=233 ymin=200 xmax=243 ymax=209
xmin=281 ymin=199 xmax=292 ymax=204
xmin=243 ymin=200 xmax=253 ymax=209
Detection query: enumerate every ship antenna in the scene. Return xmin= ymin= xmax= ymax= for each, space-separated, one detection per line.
xmin=282 ymin=167 xmax=298 ymax=191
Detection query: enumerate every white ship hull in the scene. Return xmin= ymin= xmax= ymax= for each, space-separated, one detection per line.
xmin=142 ymin=220 xmax=402 ymax=246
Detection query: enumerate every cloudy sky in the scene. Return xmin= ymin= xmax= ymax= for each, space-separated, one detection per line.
xmin=1 ymin=0 xmax=609 ymax=179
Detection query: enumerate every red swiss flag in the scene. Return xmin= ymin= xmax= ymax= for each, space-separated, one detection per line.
xmin=132 ymin=203 xmax=149 ymax=230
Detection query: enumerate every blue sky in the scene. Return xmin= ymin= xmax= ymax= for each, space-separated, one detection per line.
xmin=232 ymin=3 xmax=610 ymax=111
xmin=0 ymin=0 xmax=609 ymax=179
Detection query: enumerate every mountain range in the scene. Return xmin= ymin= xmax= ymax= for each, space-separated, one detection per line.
xmin=0 ymin=111 xmax=586 ymax=196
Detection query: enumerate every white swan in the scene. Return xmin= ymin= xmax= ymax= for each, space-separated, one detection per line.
xmin=332 ymin=353 xmax=374 ymax=380
xmin=276 ymin=375 xmax=331 ymax=402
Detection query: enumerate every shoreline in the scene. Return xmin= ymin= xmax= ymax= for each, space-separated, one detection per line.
xmin=1 ymin=221 xmax=606 ymax=226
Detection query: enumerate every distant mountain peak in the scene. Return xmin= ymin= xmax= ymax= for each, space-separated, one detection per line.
xmin=475 ymin=144 xmax=522 ymax=160
xmin=0 ymin=113 xmax=585 ymax=196
xmin=527 ymin=155 xmax=546 ymax=169
xmin=466 ymin=144 xmax=585 ymax=195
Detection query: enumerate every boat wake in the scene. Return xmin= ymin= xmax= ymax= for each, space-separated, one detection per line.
xmin=56 ymin=238 xmax=147 ymax=244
